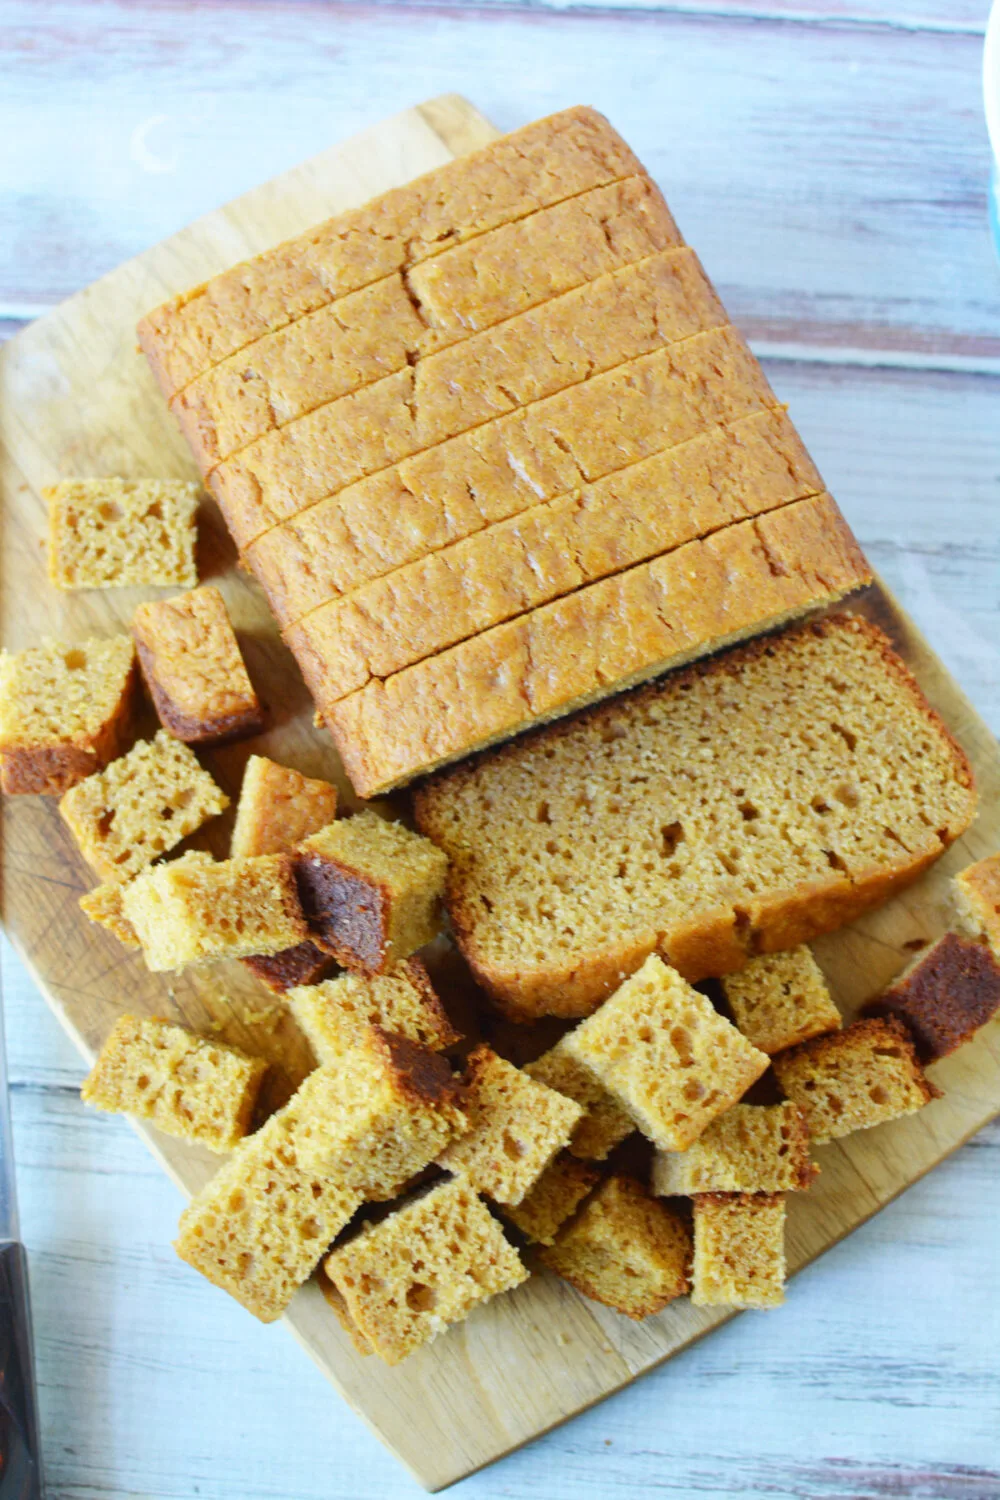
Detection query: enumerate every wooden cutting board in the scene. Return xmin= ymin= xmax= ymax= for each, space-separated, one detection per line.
xmin=1 ymin=94 xmax=999 ymax=1493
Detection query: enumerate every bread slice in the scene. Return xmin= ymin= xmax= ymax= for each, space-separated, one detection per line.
xmin=207 ymin=250 xmax=725 ymax=547
xmin=324 ymin=1177 xmax=528 ymax=1364
xmin=414 ymin=614 xmax=977 ymax=1020
xmin=295 ymin=810 xmax=447 ymax=974
xmin=131 ymin=585 xmax=264 ymax=744
xmin=122 ymin=851 xmax=307 ymax=971
xmin=437 ymin=1045 xmax=584 ymax=1206
xmin=329 ymin=494 xmax=870 ymax=796
xmin=60 ymin=730 xmax=228 ymax=883
xmin=691 ymin=1192 xmax=786 ymax=1309
xmin=538 ymin=1175 xmax=691 ymax=1319
xmin=499 ymin=1154 xmax=600 ymax=1245
xmin=139 ymin=106 xmax=643 ymax=398
xmin=651 ymin=1102 xmax=815 ymax=1196
xmin=284 ymin=428 xmax=829 ymax=701
xmin=772 ymin=1017 xmax=939 ymax=1143
xmin=82 ymin=1014 xmax=266 ymax=1151
xmin=564 ymin=956 xmax=769 ymax=1152
xmin=524 ymin=1039 xmax=634 ymax=1161
xmin=289 ymin=959 xmax=459 ymax=1059
xmin=721 ymin=945 xmax=841 ymax=1056
xmin=863 ymin=933 xmax=1000 ymax=1064
xmin=171 ymin=175 xmax=680 ymax=472
xmin=245 ymin=343 xmax=788 ymax=626
xmin=953 ymin=854 xmax=1000 ymax=958
xmin=46 ymin=478 xmax=198 ymax=589
xmin=0 ymin=635 xmax=137 ymax=795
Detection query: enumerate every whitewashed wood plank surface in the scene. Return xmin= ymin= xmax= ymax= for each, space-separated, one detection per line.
xmin=3 ymin=1 xmax=998 ymax=368
xmin=2 ymin=0 xmax=999 ymax=1495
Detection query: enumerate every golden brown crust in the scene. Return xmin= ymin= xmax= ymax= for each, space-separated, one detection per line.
xmin=0 ymin=654 xmax=138 ymax=796
xmin=330 ymin=496 xmax=871 ymax=797
xmin=138 ymin=107 xmax=644 ymax=398
xmin=132 ymin=586 xmax=265 ymax=746
xmin=240 ymin=939 xmax=335 ymax=994
xmin=208 ymin=251 xmax=726 ymax=549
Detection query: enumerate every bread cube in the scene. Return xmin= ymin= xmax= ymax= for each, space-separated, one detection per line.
xmin=500 ymin=1153 xmax=599 ymax=1245
xmin=721 ymin=945 xmax=841 ymax=1055
xmin=79 ymin=883 xmax=139 ymax=948
xmin=60 ymin=730 xmax=228 ymax=883
xmin=772 ymin=1016 xmax=938 ymax=1144
xmin=691 ymin=1192 xmax=786 ymax=1309
xmin=46 ymin=478 xmax=198 ymax=589
xmin=231 ymin=754 xmax=338 ymax=858
xmin=291 ymin=1025 xmax=465 ymax=1195
xmin=174 ymin=1070 xmax=366 ymax=1322
xmin=122 ymin=851 xmax=306 ymax=971
xmin=82 ymin=1014 xmax=266 ymax=1151
xmin=289 ymin=958 xmax=458 ymax=1061
xmin=437 ymin=1045 xmax=583 ymax=1206
xmin=564 ymin=955 xmax=769 ymax=1151
xmin=296 ymin=810 xmax=447 ymax=973
xmin=525 ymin=1037 xmax=634 ymax=1160
xmin=132 ymin=584 xmax=264 ymax=745
xmin=953 ymin=853 xmax=1000 ymax=959
xmin=324 ymin=1177 xmax=528 ymax=1364
xmin=863 ymin=932 xmax=1000 ymax=1064
xmin=318 ymin=1272 xmax=373 ymax=1355
xmin=652 ymin=1102 xmax=815 ymax=1196
xmin=0 ymin=635 xmax=137 ymax=794
xmin=539 ymin=1175 xmax=691 ymax=1319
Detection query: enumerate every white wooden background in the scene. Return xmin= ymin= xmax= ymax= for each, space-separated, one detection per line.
xmin=3 ymin=2 xmax=999 ymax=1496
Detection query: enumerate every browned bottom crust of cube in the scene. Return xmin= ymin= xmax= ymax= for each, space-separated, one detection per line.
xmin=295 ymin=856 xmax=390 ymax=973
xmin=241 ymin=940 xmax=336 ymax=994
xmin=864 ymin=932 xmax=1000 ymax=1064
xmin=1 ymin=662 xmax=138 ymax=795
xmin=135 ymin=638 xmax=267 ymax=745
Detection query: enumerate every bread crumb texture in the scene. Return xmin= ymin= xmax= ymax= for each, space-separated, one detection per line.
xmin=691 ymin=1191 xmax=786 ymax=1309
xmin=82 ymin=1013 xmax=266 ymax=1151
xmin=565 ymin=956 xmax=769 ymax=1152
xmin=953 ymin=854 xmax=1000 ymax=959
xmin=132 ymin=584 xmax=264 ymax=745
xmin=231 ymin=754 xmax=338 ymax=858
xmin=415 ymin=615 xmax=976 ymax=1019
xmin=539 ymin=1175 xmax=691 ymax=1319
xmin=524 ymin=1038 xmax=634 ymax=1160
xmin=289 ymin=958 xmax=458 ymax=1060
xmin=46 ymin=478 xmax=198 ymax=589
xmin=721 ymin=945 xmax=841 ymax=1056
xmin=500 ymin=1153 xmax=599 ymax=1244
xmin=438 ymin=1045 xmax=584 ymax=1206
xmin=325 ymin=1176 xmax=528 ymax=1365
xmin=652 ymin=1102 xmax=816 ymax=1196
xmin=772 ymin=1016 xmax=938 ymax=1144
xmin=122 ymin=850 xmax=306 ymax=971
xmin=0 ymin=635 xmax=137 ymax=794
xmin=59 ymin=730 xmax=228 ymax=883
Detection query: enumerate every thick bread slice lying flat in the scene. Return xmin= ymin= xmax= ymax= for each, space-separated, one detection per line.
xmin=413 ymin=613 xmax=976 ymax=1020
xmin=328 ymin=493 xmax=871 ymax=796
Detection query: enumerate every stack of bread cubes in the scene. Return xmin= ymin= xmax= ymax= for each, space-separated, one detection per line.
xmin=2 ymin=105 xmax=1000 ymax=1371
